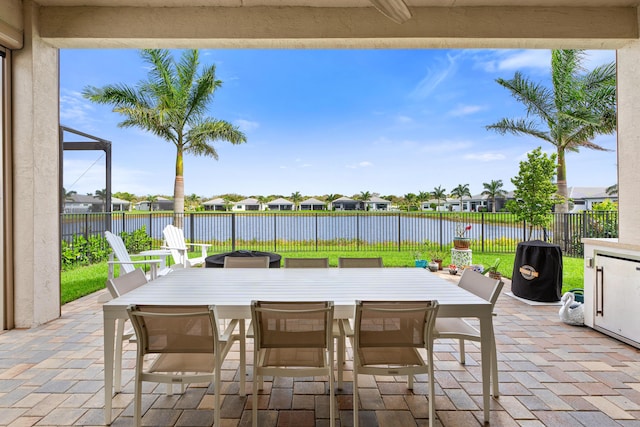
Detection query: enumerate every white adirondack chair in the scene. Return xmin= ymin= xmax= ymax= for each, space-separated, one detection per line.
xmin=162 ymin=224 xmax=211 ymax=268
xmin=105 ymin=231 xmax=172 ymax=280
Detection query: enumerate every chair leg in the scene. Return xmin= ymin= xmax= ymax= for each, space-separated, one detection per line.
xmin=214 ymin=363 xmax=221 ymax=427
xmin=408 ymin=374 xmax=414 ymax=389
xmin=134 ymin=370 xmax=142 ymax=427
xmin=252 ymin=373 xmax=259 ymax=427
xmin=353 ymin=370 xmax=359 ymax=427
xmin=459 ymin=338 xmax=466 ymax=364
xmin=491 ymin=333 xmax=500 ymax=397
xmin=329 ymin=355 xmax=335 ymax=427
xmin=114 ymin=319 xmax=125 ymax=393
xmin=427 ymin=346 xmax=436 ymax=427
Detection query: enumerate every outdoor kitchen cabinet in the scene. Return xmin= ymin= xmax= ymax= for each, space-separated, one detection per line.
xmin=583 ymin=239 xmax=640 ymax=350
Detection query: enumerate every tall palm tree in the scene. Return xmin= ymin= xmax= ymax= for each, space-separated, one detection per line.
xmin=357 ymin=191 xmax=372 ymax=211
xmin=486 ymin=49 xmax=616 ymax=214
xmin=606 ymin=184 xmax=618 ymax=196
xmin=417 ymin=191 xmax=431 ymax=211
xmin=290 ymin=191 xmax=302 ymax=211
xmin=94 ymin=188 xmax=107 ymax=201
xmin=450 ymin=184 xmax=471 ymax=212
xmin=431 ymin=186 xmax=446 ymax=211
xmin=83 ymin=49 xmax=246 ymax=228
xmin=481 ymin=179 xmax=507 ymax=213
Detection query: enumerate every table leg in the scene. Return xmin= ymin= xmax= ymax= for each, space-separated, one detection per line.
xmin=239 ymin=319 xmax=246 ymax=397
xmin=479 ymin=314 xmax=493 ymax=424
xmin=104 ymin=314 xmax=116 ymax=425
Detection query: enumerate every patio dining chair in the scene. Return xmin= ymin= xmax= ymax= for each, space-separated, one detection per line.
xmin=105 ymin=268 xmax=147 ymax=394
xmin=345 ymin=300 xmax=440 ymax=427
xmin=338 ymin=257 xmax=383 ymax=268
xmin=284 ymin=257 xmax=330 ymax=268
xmin=433 ymin=268 xmax=504 ymax=396
xmin=251 ymin=300 xmax=336 ymax=427
xmin=105 ymin=231 xmax=171 ymax=280
xmin=223 ymin=255 xmax=270 ymax=268
xmin=162 ymin=224 xmax=211 ymax=268
xmin=127 ymin=304 xmax=239 ymax=427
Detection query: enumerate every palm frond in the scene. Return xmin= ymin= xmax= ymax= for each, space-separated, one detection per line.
xmin=496 ymin=72 xmax=555 ymax=122
xmin=486 ymin=118 xmax=553 ymax=143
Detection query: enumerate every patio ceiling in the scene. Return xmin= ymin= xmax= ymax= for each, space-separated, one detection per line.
xmin=30 ymin=1 xmax=640 ymax=6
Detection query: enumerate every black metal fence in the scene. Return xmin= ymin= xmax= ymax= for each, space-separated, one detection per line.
xmin=60 ymin=211 xmax=618 ymax=268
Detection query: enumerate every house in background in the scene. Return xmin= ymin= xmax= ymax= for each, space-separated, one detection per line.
xmin=63 ymin=195 xmax=130 ymax=213
xmin=233 ymin=198 xmax=261 ymax=211
xmin=203 ymin=198 xmax=228 ymax=211
xmin=300 ymin=198 xmax=326 ymax=211
xmin=266 ymin=198 xmax=294 ymax=211
xmin=135 ymin=197 xmax=174 ymax=211
xmin=331 ymin=196 xmax=359 ymax=211
xmin=364 ymin=196 xmax=391 ymax=211
xmin=569 ymin=187 xmax=618 ymax=211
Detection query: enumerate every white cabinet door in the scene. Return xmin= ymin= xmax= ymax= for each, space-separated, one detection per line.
xmin=595 ymin=253 xmax=640 ymax=347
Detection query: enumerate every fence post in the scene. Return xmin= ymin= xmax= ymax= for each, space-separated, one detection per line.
xmin=481 ymin=212 xmax=485 ymax=252
xmin=357 ymin=213 xmax=360 ymax=251
xmin=189 ymin=213 xmax=195 ymax=248
xmin=315 ymin=213 xmax=319 ymax=252
xmin=397 ymin=213 xmax=401 ymax=252
xmin=438 ymin=212 xmax=443 ymax=249
xmin=231 ymin=213 xmax=236 ymax=251
xmin=84 ymin=214 xmax=89 ymax=242
xmin=273 ymin=214 xmax=277 ymax=252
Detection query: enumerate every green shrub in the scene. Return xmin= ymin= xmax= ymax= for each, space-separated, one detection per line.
xmin=120 ymin=226 xmax=153 ymax=254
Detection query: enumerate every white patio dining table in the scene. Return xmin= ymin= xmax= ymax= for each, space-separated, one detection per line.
xmin=102 ymin=267 xmax=495 ymax=425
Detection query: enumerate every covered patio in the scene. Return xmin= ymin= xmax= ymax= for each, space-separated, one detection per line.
xmin=1 ymin=276 xmax=638 ymax=426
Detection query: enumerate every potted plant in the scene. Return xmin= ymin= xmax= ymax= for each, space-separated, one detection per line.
xmin=427 ymin=247 xmax=446 ymax=270
xmin=413 ymin=251 xmax=427 ymax=268
xmin=448 ymin=264 xmax=458 ymax=275
xmin=427 ymin=260 xmax=439 ymax=272
xmin=453 ymin=216 xmax=472 ymax=249
xmin=485 ymin=258 xmax=502 ymax=280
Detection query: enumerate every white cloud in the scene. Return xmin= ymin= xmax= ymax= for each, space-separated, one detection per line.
xmin=346 ymin=161 xmax=373 ymax=169
xmin=395 ymin=115 xmax=413 ymax=124
xmin=235 ymin=119 xmax=260 ymax=132
xmin=60 ymin=89 xmax=96 ymax=127
xmin=475 ymin=50 xmax=551 ymax=73
xmin=449 ymin=104 xmax=487 ymax=117
xmin=463 ymin=153 xmax=506 ymax=162
xmin=410 ymin=52 xmax=461 ymax=99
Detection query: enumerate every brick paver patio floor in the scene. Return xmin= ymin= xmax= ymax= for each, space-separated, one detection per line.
xmin=1 ymin=274 xmax=639 ymax=426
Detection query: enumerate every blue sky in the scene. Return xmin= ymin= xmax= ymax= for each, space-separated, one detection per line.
xmin=60 ymin=48 xmax=617 ymax=199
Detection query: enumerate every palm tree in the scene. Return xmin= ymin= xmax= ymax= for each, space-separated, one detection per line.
xmin=185 ymin=193 xmax=200 ymax=211
xmin=83 ymin=49 xmax=247 ymax=228
xmin=431 ymin=186 xmax=446 ymax=211
xmin=147 ymin=194 xmax=158 ymax=212
xmin=62 ymin=187 xmax=77 ymax=201
xmin=357 ymin=191 xmax=371 ymax=211
xmin=324 ymin=194 xmax=339 ymax=211
xmin=481 ymin=179 xmax=507 ymax=213
xmin=450 ymin=184 xmax=471 ymax=212
xmin=486 ymin=49 xmax=616 ymax=214
xmin=417 ymin=191 xmax=431 ymax=211
xmin=403 ymin=193 xmax=417 ymax=211
xmin=290 ymin=191 xmax=302 ymax=211
xmin=606 ymin=184 xmax=618 ymax=196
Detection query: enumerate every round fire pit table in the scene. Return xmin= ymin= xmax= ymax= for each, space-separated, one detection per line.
xmin=205 ymin=250 xmax=282 ymax=268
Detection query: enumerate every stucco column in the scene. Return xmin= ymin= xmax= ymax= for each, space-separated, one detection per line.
xmin=12 ymin=0 xmax=60 ymax=327
xmin=617 ymin=41 xmax=640 ymax=246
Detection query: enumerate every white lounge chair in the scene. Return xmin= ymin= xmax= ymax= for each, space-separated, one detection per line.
xmin=162 ymin=224 xmax=211 ymax=268
xmin=105 ymin=231 xmax=172 ymax=280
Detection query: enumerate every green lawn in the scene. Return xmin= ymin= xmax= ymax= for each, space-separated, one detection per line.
xmin=61 ymin=250 xmax=585 ymax=305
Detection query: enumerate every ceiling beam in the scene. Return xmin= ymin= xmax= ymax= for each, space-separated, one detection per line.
xmin=39 ymin=6 xmax=638 ymax=49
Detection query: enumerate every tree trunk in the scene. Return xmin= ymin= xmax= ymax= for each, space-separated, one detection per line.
xmin=174 ymin=147 xmax=185 ymax=229
xmin=555 ymin=147 xmax=568 ymax=248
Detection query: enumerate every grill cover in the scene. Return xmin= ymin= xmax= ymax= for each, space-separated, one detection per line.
xmin=205 ymin=250 xmax=281 ymax=268
xmin=511 ymin=240 xmax=562 ymax=302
